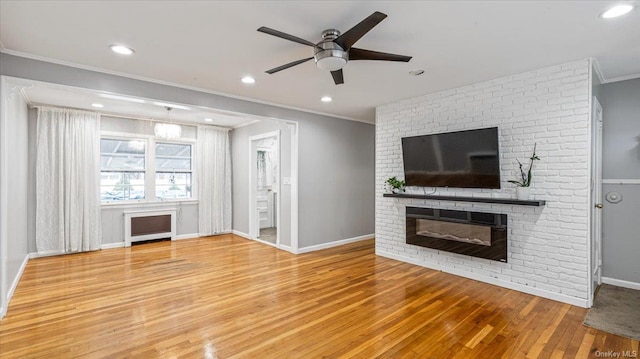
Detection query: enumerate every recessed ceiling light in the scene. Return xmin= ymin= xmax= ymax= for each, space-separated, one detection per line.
xmin=152 ymin=102 xmax=190 ymax=110
xmin=91 ymin=103 xmax=104 ymax=108
xmin=601 ymin=4 xmax=634 ymax=18
xmin=109 ymin=45 xmax=135 ymax=55
xmin=409 ymin=69 xmax=425 ymax=76
xmin=99 ymin=94 xmax=145 ymax=103
xmin=241 ymin=76 xmax=256 ymax=84
xmin=204 ymin=118 xmax=213 ymax=122
xmin=321 ymin=96 xmax=332 ymax=102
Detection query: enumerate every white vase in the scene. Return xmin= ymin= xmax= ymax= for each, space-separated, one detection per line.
xmin=516 ymin=187 xmax=530 ymax=200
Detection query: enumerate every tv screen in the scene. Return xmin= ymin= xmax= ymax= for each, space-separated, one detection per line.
xmin=401 ymin=127 xmax=500 ymax=189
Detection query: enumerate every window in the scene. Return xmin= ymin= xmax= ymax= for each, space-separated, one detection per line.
xmin=100 ymin=138 xmax=146 ymax=201
xmin=155 ymin=142 xmax=192 ymax=200
xmin=100 ymin=137 xmax=194 ymax=203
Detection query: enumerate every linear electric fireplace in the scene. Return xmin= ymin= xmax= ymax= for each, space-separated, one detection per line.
xmin=406 ymin=207 xmax=507 ymax=262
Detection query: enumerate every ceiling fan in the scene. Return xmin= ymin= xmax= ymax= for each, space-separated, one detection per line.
xmin=258 ymin=11 xmax=412 ymax=85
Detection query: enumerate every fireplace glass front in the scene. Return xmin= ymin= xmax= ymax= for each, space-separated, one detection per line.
xmin=406 ymin=207 xmax=507 ymax=262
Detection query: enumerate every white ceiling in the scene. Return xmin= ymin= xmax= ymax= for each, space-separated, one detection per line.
xmin=1 ymin=1 xmax=639 ymax=123
xmin=22 ymin=83 xmax=260 ymax=128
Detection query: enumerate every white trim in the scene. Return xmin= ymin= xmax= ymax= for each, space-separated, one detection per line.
xmin=6 ymin=254 xmax=29 ymax=309
xmin=602 ymin=277 xmax=640 ymax=291
xmin=232 ymin=119 xmax=261 ymax=129
xmin=101 ymin=242 xmax=125 ymax=250
xmin=28 ymin=250 xmax=65 ymax=259
xmin=297 ymin=234 xmax=374 ymax=254
xmin=278 ymin=244 xmax=297 ymax=254
xmin=252 ymin=237 xmax=279 ymax=248
xmin=248 ymin=131 xmax=280 ymax=241
xmin=602 ymin=179 xmax=640 ymax=185
xmin=102 ymin=199 xmax=199 ymax=209
xmin=591 ymin=58 xmax=605 ymax=84
xmin=0 ymin=49 xmax=368 ymax=124
xmin=601 ymin=72 xmax=640 ymax=84
xmin=175 ymin=233 xmax=199 ymax=241
xmin=232 ymin=230 xmax=251 ymax=240
xmin=124 ymin=209 xmax=176 ymax=247
xmin=377 ymin=250 xmax=590 ymax=308
xmin=0 ymin=77 xmax=9 ymax=318
xmin=249 ymin=130 xmax=280 ymax=142
xmin=289 ymin=122 xmax=299 ymax=252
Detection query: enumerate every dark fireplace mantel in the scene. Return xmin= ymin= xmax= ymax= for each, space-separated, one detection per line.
xmin=384 ymin=193 xmax=545 ymax=206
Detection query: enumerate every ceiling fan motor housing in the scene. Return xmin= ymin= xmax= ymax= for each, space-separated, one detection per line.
xmin=314 ymin=29 xmax=348 ymax=71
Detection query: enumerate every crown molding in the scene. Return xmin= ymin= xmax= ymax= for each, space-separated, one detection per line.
xmin=601 ymin=72 xmax=640 ymax=84
xmin=0 ymin=48 xmax=373 ymax=124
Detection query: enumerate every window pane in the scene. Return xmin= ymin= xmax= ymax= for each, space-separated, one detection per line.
xmin=101 ymin=172 xmax=145 ymax=201
xmin=155 ymin=143 xmax=191 ymax=171
xmin=101 ymin=139 xmax=145 ymax=171
xmin=155 ymin=172 xmax=192 ymax=199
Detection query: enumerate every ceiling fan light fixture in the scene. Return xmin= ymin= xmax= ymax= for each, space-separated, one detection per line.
xmin=315 ymin=56 xmax=347 ymax=71
xmin=314 ymin=40 xmax=348 ymax=71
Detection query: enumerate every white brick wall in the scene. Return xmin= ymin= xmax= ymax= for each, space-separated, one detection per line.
xmin=375 ymin=59 xmax=592 ymax=307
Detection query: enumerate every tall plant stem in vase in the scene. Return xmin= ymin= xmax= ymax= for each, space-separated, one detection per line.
xmin=508 ymin=143 xmax=540 ymax=188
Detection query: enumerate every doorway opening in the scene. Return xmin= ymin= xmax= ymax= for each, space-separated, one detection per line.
xmin=249 ymin=131 xmax=280 ymax=246
xmin=590 ymin=96 xmax=604 ymax=305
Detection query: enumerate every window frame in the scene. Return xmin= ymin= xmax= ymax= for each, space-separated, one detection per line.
xmin=154 ymin=140 xmax=195 ymax=201
xmin=100 ymin=131 xmax=197 ymax=206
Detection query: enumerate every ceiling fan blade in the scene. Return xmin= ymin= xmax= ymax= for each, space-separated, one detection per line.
xmin=331 ymin=69 xmax=344 ymax=85
xmin=265 ymin=57 xmax=314 ymax=74
xmin=334 ymin=11 xmax=387 ymax=50
xmin=349 ymin=48 xmax=412 ymax=62
xmin=258 ymin=26 xmax=318 ymax=48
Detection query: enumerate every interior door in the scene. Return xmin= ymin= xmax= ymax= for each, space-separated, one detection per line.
xmin=591 ymin=97 xmax=604 ymax=294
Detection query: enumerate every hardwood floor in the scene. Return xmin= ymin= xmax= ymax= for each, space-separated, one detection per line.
xmin=0 ymin=236 xmax=637 ymax=358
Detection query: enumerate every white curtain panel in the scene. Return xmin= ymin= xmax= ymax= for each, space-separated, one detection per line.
xmin=35 ymin=107 xmax=102 ymax=255
xmin=197 ymin=126 xmax=232 ymax=236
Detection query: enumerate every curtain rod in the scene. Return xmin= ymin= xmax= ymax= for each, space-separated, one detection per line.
xmin=28 ymin=103 xmax=231 ymax=132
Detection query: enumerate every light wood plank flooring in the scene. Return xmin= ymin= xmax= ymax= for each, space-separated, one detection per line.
xmin=0 ymin=236 xmax=637 ymax=358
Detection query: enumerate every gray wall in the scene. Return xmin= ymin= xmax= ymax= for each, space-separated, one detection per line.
xmin=601 ymin=78 xmax=640 ymax=283
xmin=232 ymin=120 xmax=292 ymax=247
xmin=298 ymin=115 xmax=375 ymax=247
xmin=1 ymin=53 xmax=376 ymax=250
xmin=1 ymin=79 xmax=30 ymax=313
xmin=101 ymin=203 xmax=199 ymax=245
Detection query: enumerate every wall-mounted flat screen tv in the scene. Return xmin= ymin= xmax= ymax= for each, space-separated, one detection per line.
xmin=401 ymin=127 xmax=500 ymax=189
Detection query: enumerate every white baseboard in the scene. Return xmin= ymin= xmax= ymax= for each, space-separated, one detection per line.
xmin=252 ymin=237 xmax=279 ymax=248
xmin=101 ymin=242 xmax=125 ymax=250
xmin=175 ymin=233 xmax=200 ymax=241
xmin=279 ymin=244 xmax=297 ymax=254
xmin=296 ymin=234 xmax=374 ymax=254
xmin=28 ymin=250 xmax=66 ymax=259
xmin=376 ymin=250 xmax=589 ymax=308
xmin=7 ymin=254 xmax=29 ymax=307
xmin=602 ymin=277 xmax=640 ymax=291
xmin=232 ymin=230 xmax=251 ymax=240
xmin=199 ymin=230 xmax=232 ymax=237
xmin=30 ymin=249 xmax=65 ymax=258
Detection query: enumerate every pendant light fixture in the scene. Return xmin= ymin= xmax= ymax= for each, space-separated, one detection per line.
xmin=154 ymin=106 xmax=182 ymax=139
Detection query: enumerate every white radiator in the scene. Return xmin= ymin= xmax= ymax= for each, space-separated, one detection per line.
xmin=123 ymin=209 xmax=176 ymax=247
